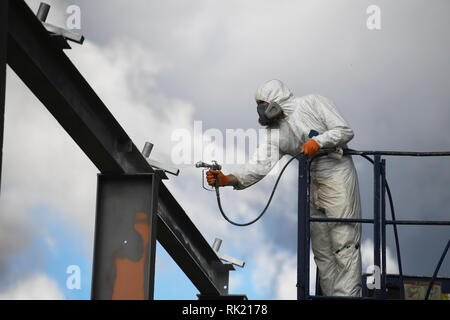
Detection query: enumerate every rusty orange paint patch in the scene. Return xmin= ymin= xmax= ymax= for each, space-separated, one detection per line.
xmin=112 ymin=212 xmax=149 ymax=300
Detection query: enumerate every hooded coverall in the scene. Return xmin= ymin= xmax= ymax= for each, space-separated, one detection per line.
xmin=230 ymin=79 xmax=362 ymax=296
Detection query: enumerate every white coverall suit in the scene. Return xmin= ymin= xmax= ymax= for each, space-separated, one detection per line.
xmin=230 ymin=79 xmax=362 ymax=296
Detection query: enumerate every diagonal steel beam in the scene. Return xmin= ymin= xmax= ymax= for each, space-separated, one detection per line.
xmin=6 ymin=0 xmax=229 ymax=296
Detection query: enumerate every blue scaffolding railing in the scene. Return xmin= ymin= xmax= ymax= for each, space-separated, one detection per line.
xmin=296 ymin=150 xmax=450 ymax=300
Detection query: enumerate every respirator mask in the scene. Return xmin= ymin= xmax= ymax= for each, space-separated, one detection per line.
xmin=257 ymin=101 xmax=283 ymax=126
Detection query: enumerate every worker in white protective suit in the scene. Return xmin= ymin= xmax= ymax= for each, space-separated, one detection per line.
xmin=206 ymin=79 xmax=362 ymax=297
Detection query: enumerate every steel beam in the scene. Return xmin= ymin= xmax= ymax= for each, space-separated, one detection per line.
xmin=6 ymin=0 xmax=229 ymax=296
xmin=92 ymin=174 xmax=159 ymax=300
xmin=156 ymin=190 xmax=234 ymax=295
xmin=381 ymin=159 xmax=387 ymax=298
xmin=297 ymin=155 xmax=309 ymax=300
xmin=425 ymin=240 xmax=450 ymax=300
xmin=0 ymin=0 xmax=8 ymax=195
xmin=373 ymin=155 xmax=382 ymax=298
xmin=7 ymin=1 xmax=146 ymax=175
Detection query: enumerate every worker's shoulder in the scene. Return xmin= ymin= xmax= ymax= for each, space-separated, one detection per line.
xmin=299 ymin=94 xmax=339 ymax=110
xmin=296 ymin=93 xmax=327 ymax=103
xmin=295 ymin=94 xmax=325 ymax=109
xmin=300 ymin=93 xmax=333 ymax=101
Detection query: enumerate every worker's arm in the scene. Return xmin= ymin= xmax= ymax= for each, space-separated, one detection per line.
xmin=227 ymin=174 xmax=239 ymax=187
xmin=311 ymin=95 xmax=354 ymax=148
xmin=228 ymin=128 xmax=283 ymax=190
xmin=205 ymin=128 xmax=283 ymax=189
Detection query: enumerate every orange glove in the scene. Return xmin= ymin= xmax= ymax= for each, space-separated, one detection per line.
xmin=301 ymin=139 xmax=320 ymax=157
xmin=206 ymin=170 xmax=229 ymax=187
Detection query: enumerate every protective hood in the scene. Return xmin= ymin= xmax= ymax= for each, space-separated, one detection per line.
xmin=254 ymin=79 xmax=297 ymax=115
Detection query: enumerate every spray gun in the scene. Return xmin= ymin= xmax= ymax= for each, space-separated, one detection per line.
xmin=195 ymin=160 xmax=222 ymax=191
xmin=195 ymin=153 xmax=300 ymax=226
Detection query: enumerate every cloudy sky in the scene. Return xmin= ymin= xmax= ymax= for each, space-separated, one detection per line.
xmin=0 ymin=0 xmax=449 ymax=299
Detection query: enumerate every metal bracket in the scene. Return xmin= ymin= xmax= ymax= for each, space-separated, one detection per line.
xmin=212 ymin=238 xmax=245 ymax=268
xmin=36 ymin=2 xmax=84 ymax=50
xmin=141 ymin=142 xmax=180 ymax=176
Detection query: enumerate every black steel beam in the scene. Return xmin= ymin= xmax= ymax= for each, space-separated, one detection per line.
xmin=344 ymin=150 xmax=450 ymax=157
xmin=297 ymin=155 xmax=309 ymax=300
xmin=157 ymin=188 xmax=232 ymax=295
xmin=92 ymin=174 xmax=160 ymax=300
xmin=0 ymin=0 xmax=8 ymax=194
xmin=6 ymin=0 xmax=227 ymax=296
xmin=7 ymin=1 xmax=145 ymax=175
xmin=385 ymin=220 xmax=450 ymax=226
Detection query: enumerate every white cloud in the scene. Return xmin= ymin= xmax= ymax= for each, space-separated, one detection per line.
xmin=66 ymin=39 xmax=192 ymax=160
xmin=273 ymin=251 xmax=318 ymax=300
xmin=2 ymin=37 xmax=193 ymax=236
xmin=2 ymin=38 xmax=194 ymax=284
xmin=3 ymin=34 xmax=281 ymax=297
xmin=273 ymin=254 xmax=297 ymax=300
xmin=229 ymin=273 xmax=243 ymax=292
xmin=0 ymin=273 xmax=65 ymax=300
xmin=249 ymin=240 xmax=317 ymax=300
xmin=0 ymin=190 xmax=35 ymax=275
xmin=361 ymin=238 xmax=399 ymax=274
xmin=3 ymin=67 xmax=98 ymax=253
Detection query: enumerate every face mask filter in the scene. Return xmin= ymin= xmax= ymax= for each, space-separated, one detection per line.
xmin=257 ymin=101 xmax=282 ymax=125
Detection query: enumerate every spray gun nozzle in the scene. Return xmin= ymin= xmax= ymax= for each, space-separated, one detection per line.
xmin=195 ymin=161 xmax=221 ymax=170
